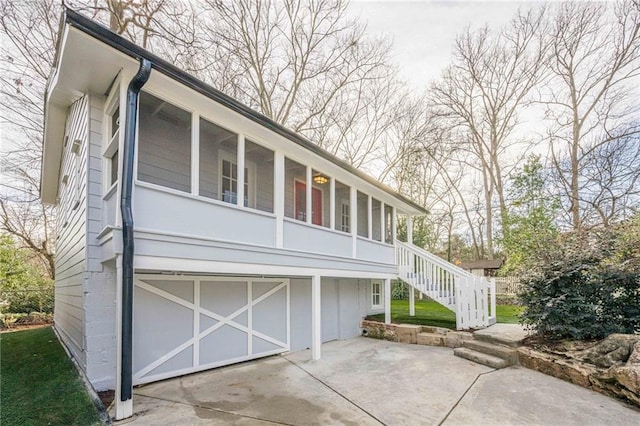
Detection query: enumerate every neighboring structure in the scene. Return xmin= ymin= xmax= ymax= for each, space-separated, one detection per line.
xmin=41 ymin=10 xmax=494 ymax=419
xmin=461 ymin=259 xmax=503 ymax=277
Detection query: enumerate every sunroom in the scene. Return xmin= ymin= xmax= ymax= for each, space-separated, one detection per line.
xmin=101 ymin=76 xmax=421 ymax=267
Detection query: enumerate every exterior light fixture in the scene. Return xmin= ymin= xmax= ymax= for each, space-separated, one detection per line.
xmin=313 ymin=174 xmax=328 ymax=185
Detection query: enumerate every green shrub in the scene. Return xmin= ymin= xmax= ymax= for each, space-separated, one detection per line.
xmin=520 ymin=224 xmax=640 ymax=340
xmin=0 ymin=235 xmax=54 ymax=314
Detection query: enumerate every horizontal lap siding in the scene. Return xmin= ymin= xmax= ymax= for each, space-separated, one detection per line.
xmin=84 ymin=94 xmax=117 ymax=391
xmin=54 ymin=95 xmax=89 ymax=368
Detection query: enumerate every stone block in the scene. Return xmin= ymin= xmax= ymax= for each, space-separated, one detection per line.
xmin=417 ymin=332 xmax=446 ymax=346
xmin=446 ymin=331 xmax=473 ymax=348
xmin=396 ymin=324 xmax=422 ymax=344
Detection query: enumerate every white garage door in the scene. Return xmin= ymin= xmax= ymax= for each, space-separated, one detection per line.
xmin=133 ymin=275 xmax=290 ymax=385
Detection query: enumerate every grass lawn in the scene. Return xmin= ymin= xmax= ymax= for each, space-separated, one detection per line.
xmin=0 ymin=326 xmax=103 ymax=426
xmin=368 ymin=299 xmax=523 ymax=329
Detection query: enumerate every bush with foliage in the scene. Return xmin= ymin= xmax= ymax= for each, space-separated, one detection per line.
xmin=520 ymin=219 xmax=640 ymax=340
xmin=0 ymin=235 xmax=54 ymax=314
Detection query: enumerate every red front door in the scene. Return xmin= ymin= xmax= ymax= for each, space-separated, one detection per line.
xmin=294 ymin=181 xmax=322 ymax=225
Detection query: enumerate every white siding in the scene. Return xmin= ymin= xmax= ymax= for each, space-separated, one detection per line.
xmin=54 ymin=95 xmax=89 ymax=368
xmin=84 ymin=95 xmax=117 ymax=390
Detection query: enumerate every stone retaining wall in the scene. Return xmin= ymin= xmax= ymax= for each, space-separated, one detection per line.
xmin=360 ymin=320 xmax=472 ymax=348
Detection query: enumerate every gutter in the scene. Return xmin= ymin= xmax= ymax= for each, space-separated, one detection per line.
xmin=120 ymin=59 xmax=152 ymax=403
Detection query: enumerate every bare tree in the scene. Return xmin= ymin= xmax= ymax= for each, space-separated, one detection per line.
xmin=543 ymin=1 xmax=640 ymax=229
xmin=196 ymin=0 xmax=397 ymax=168
xmin=0 ymin=0 xmax=197 ymax=277
xmin=430 ymin=8 xmax=548 ymax=258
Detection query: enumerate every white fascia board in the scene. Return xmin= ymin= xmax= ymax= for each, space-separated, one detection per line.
xmin=134 ymin=255 xmax=398 ymax=280
xmin=41 ymin=25 xmax=70 ymax=205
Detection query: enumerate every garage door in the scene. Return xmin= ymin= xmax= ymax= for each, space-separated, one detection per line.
xmin=133 ymin=276 xmax=290 ymax=385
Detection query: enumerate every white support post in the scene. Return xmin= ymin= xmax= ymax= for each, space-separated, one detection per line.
xmin=311 ymin=275 xmax=322 ymax=360
xmin=384 ymin=278 xmax=391 ymax=324
xmin=274 ymin=151 xmax=285 ymax=248
xmin=367 ymin=195 xmax=372 ymax=239
xmin=191 ymin=113 xmax=199 ymax=196
xmin=306 ymin=166 xmax=312 ymax=224
xmin=350 ymin=186 xmax=357 ymax=258
xmin=409 ymin=283 xmax=415 ymax=317
xmin=237 ymin=134 xmax=245 ymax=207
xmin=114 ymin=255 xmax=133 ymax=420
xmin=490 ymin=277 xmax=497 ymax=323
xmin=407 ymin=214 xmax=413 ymax=245
xmin=329 ymin=177 xmax=335 ymax=230
xmin=380 ymin=201 xmax=385 ymax=243
xmin=392 ymin=207 xmax=397 ymax=243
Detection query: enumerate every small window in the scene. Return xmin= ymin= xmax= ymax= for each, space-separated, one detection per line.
xmin=109 ymin=150 xmax=119 ymax=186
xmin=220 ymin=154 xmax=248 ymax=206
xmin=371 ymin=280 xmax=382 ymax=309
xmin=111 ymin=107 xmax=119 ymax=137
xmin=340 ymin=201 xmax=350 ymax=233
xmin=104 ymin=90 xmax=120 ymax=192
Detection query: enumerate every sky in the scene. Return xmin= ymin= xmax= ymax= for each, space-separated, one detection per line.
xmin=346 ymin=0 xmax=542 ymax=88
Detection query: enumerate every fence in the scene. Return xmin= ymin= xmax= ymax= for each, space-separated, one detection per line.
xmin=494 ymin=277 xmax=522 ymax=295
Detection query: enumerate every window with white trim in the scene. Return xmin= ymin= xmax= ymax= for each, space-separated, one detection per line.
xmin=104 ymin=97 xmax=120 ymax=192
xmin=340 ymin=201 xmax=350 ymax=233
xmin=371 ymin=280 xmax=382 ymax=309
xmin=219 ymin=150 xmax=250 ymax=206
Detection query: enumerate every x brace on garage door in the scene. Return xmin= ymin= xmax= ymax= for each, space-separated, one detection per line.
xmin=133 ymin=275 xmax=291 ymax=385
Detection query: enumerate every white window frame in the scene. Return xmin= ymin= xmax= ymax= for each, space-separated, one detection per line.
xmin=340 ymin=199 xmax=350 ymax=233
xmin=371 ymin=280 xmax=382 ymax=309
xmin=103 ymin=80 xmax=121 ymax=195
xmin=218 ymin=149 xmax=256 ymax=208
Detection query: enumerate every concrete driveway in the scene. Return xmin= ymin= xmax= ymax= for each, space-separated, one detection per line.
xmin=117 ymin=338 xmax=640 ymax=425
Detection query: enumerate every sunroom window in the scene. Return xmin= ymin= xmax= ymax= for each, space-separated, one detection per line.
xmin=334 ymin=180 xmax=350 ymax=233
xmin=138 ymin=92 xmax=191 ymax=193
xmin=357 ymin=191 xmax=368 ymax=237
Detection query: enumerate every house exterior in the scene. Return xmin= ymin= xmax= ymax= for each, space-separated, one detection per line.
xmin=461 ymin=259 xmax=503 ymax=277
xmin=42 ymin=10 xmax=494 ymax=420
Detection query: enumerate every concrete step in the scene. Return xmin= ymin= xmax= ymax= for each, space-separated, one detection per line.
xmin=453 ymin=347 xmax=510 ymax=369
xmin=462 ymin=340 xmax=518 ymax=364
xmin=473 ymin=324 xmax=527 ymax=347
xmin=417 ymin=332 xmax=446 ymax=346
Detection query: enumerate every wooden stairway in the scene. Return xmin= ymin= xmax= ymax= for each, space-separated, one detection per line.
xmin=395 ymin=241 xmax=497 ymax=330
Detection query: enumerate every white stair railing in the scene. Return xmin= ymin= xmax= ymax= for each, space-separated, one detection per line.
xmin=395 ymin=240 xmax=496 ymax=330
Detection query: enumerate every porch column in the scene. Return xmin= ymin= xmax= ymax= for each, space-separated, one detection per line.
xmin=329 ymin=177 xmax=335 ymax=230
xmin=311 ymin=275 xmax=322 ymax=360
xmin=392 ymin=207 xmax=397 ymax=243
xmin=367 ymin=195 xmax=372 ymax=239
xmin=407 ymin=214 xmax=413 ymax=245
xmin=306 ymin=166 xmax=312 ymax=224
xmin=114 ymin=254 xmax=132 ymax=419
xmin=409 ymin=284 xmax=415 ymax=317
xmin=384 ymin=278 xmax=391 ymax=324
xmin=274 ymin=151 xmax=285 ymax=248
xmin=237 ymin=134 xmax=245 ymax=207
xmin=350 ymin=186 xmax=357 ymax=257
xmin=380 ymin=202 xmax=385 ymax=242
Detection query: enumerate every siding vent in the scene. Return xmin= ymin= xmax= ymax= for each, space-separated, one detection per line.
xmin=71 ymin=139 xmax=82 ymax=155
xmin=62 ymin=174 xmax=69 ymax=185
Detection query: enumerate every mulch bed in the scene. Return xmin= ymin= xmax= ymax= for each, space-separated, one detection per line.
xmin=98 ymin=390 xmax=115 ymax=410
